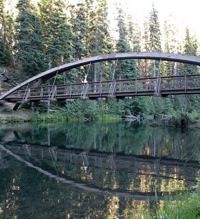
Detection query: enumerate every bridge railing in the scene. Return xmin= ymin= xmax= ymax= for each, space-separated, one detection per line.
xmin=5 ymin=74 xmax=200 ymax=101
xmin=115 ymin=78 xmax=156 ymax=93
xmin=160 ymin=74 xmax=200 ymax=91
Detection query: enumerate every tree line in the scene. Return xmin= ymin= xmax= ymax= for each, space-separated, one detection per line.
xmin=0 ymin=0 xmax=200 ymax=118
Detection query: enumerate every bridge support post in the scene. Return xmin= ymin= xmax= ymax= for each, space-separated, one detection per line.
xmin=154 ymin=77 xmax=161 ymax=96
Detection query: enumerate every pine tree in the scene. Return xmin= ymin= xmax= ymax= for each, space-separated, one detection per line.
xmin=140 ymin=19 xmax=150 ymax=77
xmin=162 ymin=19 xmax=181 ymax=76
xmin=127 ymin=16 xmax=141 ymax=52
xmin=181 ymin=28 xmax=199 ymax=112
xmin=115 ymin=7 xmax=138 ymax=79
xmin=0 ymin=0 xmax=13 ymax=66
xmin=39 ymin=0 xmax=73 ymax=68
xmin=148 ymin=4 xmax=162 ymax=77
xmin=69 ymin=2 xmax=90 ymax=83
xmin=71 ymin=2 xmax=89 ymax=61
xmin=86 ymin=0 xmax=113 ymax=81
xmin=148 ymin=4 xmax=161 ymax=53
xmin=14 ymin=0 xmax=46 ymax=78
xmin=182 ymin=27 xmax=198 ymax=75
xmin=127 ymin=15 xmax=141 ymax=77
xmin=86 ymin=0 xmax=112 ymax=56
xmin=141 ymin=5 xmax=162 ymax=77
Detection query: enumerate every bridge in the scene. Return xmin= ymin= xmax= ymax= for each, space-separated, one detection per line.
xmin=1 ymin=52 xmax=200 ymax=108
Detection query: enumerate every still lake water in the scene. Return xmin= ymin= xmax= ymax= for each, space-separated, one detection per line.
xmin=0 ymin=121 xmax=199 ymax=219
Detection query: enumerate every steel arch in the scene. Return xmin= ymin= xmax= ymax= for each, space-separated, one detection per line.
xmin=1 ymin=52 xmax=200 ymax=100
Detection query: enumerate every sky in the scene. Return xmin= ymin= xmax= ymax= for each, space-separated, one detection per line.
xmin=108 ymin=0 xmax=200 ymax=39
xmin=10 ymin=0 xmax=200 ymax=40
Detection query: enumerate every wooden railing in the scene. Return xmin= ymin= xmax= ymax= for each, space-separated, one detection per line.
xmin=4 ymin=74 xmax=200 ymax=102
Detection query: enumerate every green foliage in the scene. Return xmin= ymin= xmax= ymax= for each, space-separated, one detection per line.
xmin=148 ymin=4 xmax=162 ymax=53
xmin=0 ymin=0 xmax=200 ymax=120
xmin=14 ymin=0 xmax=46 ymax=77
xmin=0 ymin=41 xmax=12 ymax=65
xmin=103 ymin=98 xmax=125 ymax=115
xmin=39 ymin=0 xmax=73 ymax=68
xmin=0 ymin=0 xmax=14 ymax=66
xmin=153 ymin=189 xmax=200 ymax=219
xmin=0 ymin=115 xmax=24 ymax=123
xmin=124 ymin=97 xmax=154 ymax=115
xmin=70 ymin=2 xmax=89 ymax=60
xmin=115 ymin=7 xmax=139 ymax=79
xmin=30 ymin=112 xmax=80 ymax=123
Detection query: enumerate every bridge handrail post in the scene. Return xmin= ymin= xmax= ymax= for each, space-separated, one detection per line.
xmin=135 ymin=78 xmax=138 ymax=94
xmin=99 ymin=81 xmax=103 ymax=94
xmin=40 ymin=87 xmax=43 ymax=97
xmin=81 ymin=82 xmax=89 ymax=99
xmin=21 ymin=84 xmax=29 ymax=101
xmin=22 ymin=86 xmax=31 ymax=102
xmin=69 ymin=85 xmax=72 ymax=97
xmin=154 ymin=77 xmax=161 ymax=96
xmin=184 ymin=74 xmax=187 ymax=93
xmin=51 ymin=85 xmax=57 ymax=100
xmin=108 ymin=80 xmax=116 ymax=97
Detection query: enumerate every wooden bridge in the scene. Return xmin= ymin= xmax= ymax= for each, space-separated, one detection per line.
xmin=3 ymin=74 xmax=200 ymax=103
xmin=1 ymin=52 xmax=200 ymax=106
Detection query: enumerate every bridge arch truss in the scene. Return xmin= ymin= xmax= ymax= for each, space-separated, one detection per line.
xmin=1 ymin=52 xmax=200 ymax=102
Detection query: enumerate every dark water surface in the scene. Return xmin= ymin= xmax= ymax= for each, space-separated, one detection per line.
xmin=0 ymin=121 xmax=199 ymax=219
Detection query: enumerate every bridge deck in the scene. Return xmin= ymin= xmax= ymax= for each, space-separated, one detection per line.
xmin=3 ymin=74 xmax=200 ymax=102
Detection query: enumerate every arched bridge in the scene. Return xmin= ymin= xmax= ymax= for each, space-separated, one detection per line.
xmin=1 ymin=52 xmax=200 ymax=105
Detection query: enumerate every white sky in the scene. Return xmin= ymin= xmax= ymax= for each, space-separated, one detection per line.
xmin=108 ymin=0 xmax=200 ymax=39
xmin=10 ymin=0 xmax=200 ymax=40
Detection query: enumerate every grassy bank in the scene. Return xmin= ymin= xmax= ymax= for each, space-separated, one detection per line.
xmin=30 ymin=112 xmax=121 ymax=123
xmin=151 ymin=189 xmax=200 ymax=219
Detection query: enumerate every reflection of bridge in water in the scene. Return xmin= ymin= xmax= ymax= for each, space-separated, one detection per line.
xmin=1 ymin=141 xmax=199 ymax=200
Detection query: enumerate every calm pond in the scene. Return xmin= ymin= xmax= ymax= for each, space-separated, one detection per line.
xmin=0 ymin=121 xmax=199 ymax=218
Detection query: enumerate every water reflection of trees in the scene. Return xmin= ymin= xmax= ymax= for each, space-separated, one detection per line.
xmin=3 ymin=122 xmax=200 ymax=161
xmin=0 ymin=148 xmax=198 ymax=219
xmin=2 ymin=140 xmax=199 ymax=195
xmin=0 ymin=150 xmax=153 ymax=219
xmin=0 ymin=122 xmax=200 ymax=218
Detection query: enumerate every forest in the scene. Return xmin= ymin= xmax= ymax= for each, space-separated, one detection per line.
xmin=0 ymin=0 xmax=200 ymax=122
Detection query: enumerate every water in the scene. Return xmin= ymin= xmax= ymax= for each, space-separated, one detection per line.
xmin=0 ymin=121 xmax=199 ymax=219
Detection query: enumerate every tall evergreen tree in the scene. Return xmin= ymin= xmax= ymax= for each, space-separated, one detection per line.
xmin=71 ymin=2 xmax=89 ymax=61
xmin=115 ymin=8 xmax=138 ymax=79
xmin=148 ymin=4 xmax=162 ymax=77
xmin=181 ymin=28 xmax=199 ymax=112
xmin=184 ymin=28 xmax=198 ymax=55
xmin=162 ymin=19 xmax=181 ymax=76
xmin=14 ymin=0 xmax=46 ymax=78
xmin=69 ymin=2 xmax=90 ymax=83
xmin=86 ymin=0 xmax=113 ymax=81
xmin=0 ymin=0 xmax=13 ymax=66
xmin=87 ymin=0 xmax=112 ymax=56
xmin=39 ymin=0 xmax=73 ymax=68
xmin=127 ymin=16 xmax=141 ymax=52
xmin=141 ymin=5 xmax=162 ymax=77
xmin=140 ymin=19 xmax=150 ymax=76
xmin=148 ymin=4 xmax=161 ymax=53
xmin=177 ymin=28 xmax=199 ymax=77
xmin=127 ymin=15 xmax=141 ymax=77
